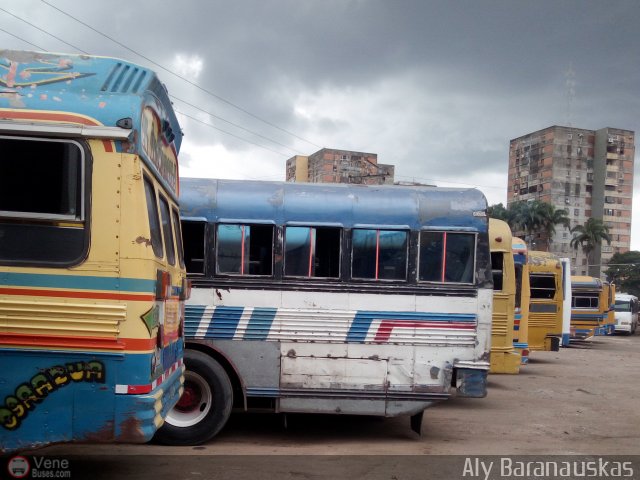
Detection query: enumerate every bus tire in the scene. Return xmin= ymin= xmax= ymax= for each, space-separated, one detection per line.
xmin=155 ymin=349 xmax=233 ymax=446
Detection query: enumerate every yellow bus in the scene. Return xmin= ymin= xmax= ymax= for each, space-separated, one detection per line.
xmin=0 ymin=51 xmax=186 ymax=452
xmin=570 ymin=276 xmax=605 ymax=340
xmin=511 ymin=237 xmax=530 ymax=364
xmin=527 ymin=251 xmax=563 ymax=352
xmin=489 ymin=219 xmax=520 ymax=374
xmin=602 ymin=282 xmax=616 ymax=335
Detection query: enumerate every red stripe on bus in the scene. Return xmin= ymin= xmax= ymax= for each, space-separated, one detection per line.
xmin=0 ymin=287 xmax=154 ymax=302
xmin=0 ymin=332 xmax=156 ymax=351
xmin=441 ymin=232 xmax=448 ymax=282
xmin=374 ymin=320 xmax=475 ymax=342
xmin=102 ymin=140 xmax=114 ymax=152
xmin=0 ymin=110 xmax=101 ymax=126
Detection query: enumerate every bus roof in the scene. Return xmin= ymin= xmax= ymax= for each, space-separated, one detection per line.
xmin=488 ymin=219 xmax=512 ymax=252
xmin=0 ymin=50 xmax=181 ymax=148
xmin=615 ymin=293 xmax=637 ymax=301
xmin=512 ymin=237 xmax=527 ymax=253
xmin=180 ymin=178 xmax=488 ymax=230
xmin=527 ymin=250 xmax=561 ymax=268
xmin=571 ymin=275 xmax=603 ymax=290
xmin=0 ymin=50 xmax=183 ymax=198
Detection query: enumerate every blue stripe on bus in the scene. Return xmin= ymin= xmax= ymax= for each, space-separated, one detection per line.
xmin=184 ymin=305 xmax=207 ymax=337
xmin=1 ymin=272 xmax=156 ymax=292
xmin=347 ymin=311 xmax=476 ymax=343
xmin=244 ymin=308 xmax=277 ymax=340
xmin=207 ymin=306 xmax=243 ymax=339
xmin=571 ymin=313 xmax=605 ymax=321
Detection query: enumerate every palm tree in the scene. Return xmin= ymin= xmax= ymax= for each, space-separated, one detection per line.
xmin=570 ymin=218 xmax=612 ymax=276
xmin=487 ymin=203 xmax=510 ymax=223
xmin=537 ymin=203 xmax=570 ymax=251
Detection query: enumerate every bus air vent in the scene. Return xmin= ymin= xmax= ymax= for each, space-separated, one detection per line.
xmin=101 ymin=63 xmax=148 ymax=94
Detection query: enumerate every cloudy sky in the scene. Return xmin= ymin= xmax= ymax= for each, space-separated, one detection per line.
xmin=2 ymin=1 xmax=640 ymax=246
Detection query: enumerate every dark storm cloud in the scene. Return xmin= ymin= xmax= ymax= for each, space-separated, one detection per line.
xmin=1 ymin=0 xmax=639 ymax=224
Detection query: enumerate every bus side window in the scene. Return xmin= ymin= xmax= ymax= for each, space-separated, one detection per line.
xmin=172 ymin=208 xmax=185 ymax=269
xmin=181 ymin=220 xmax=206 ymax=274
xmin=352 ymin=229 xmax=407 ymax=281
xmin=143 ymin=176 xmax=163 ymax=259
xmin=158 ymin=194 xmax=176 ymax=266
xmin=419 ymin=231 xmax=475 ymax=283
xmin=284 ymin=226 xmax=341 ymax=278
xmin=216 ymin=224 xmax=273 ymax=276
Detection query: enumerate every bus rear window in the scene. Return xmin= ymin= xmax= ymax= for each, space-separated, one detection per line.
xmin=284 ymin=226 xmax=341 ymax=278
xmin=216 ymin=224 xmax=273 ymax=276
xmin=573 ymin=295 xmax=599 ymax=308
xmin=352 ymin=229 xmax=407 ymax=280
xmin=0 ymin=136 xmax=83 ymax=220
xmin=530 ymin=274 xmax=556 ymax=299
xmin=0 ymin=136 xmax=89 ymax=266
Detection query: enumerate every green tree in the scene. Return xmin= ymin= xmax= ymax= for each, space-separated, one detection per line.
xmin=488 ymin=200 xmax=569 ymax=251
xmin=570 ymin=218 xmax=612 ymax=276
xmin=605 ymin=251 xmax=640 ymax=297
xmin=487 ymin=203 xmax=509 ymax=222
xmin=537 ymin=202 xmax=570 ymax=251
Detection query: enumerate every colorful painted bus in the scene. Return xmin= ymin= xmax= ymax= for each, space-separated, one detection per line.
xmin=570 ymin=276 xmax=605 ymax=340
xmin=511 ymin=237 xmax=530 ymax=364
xmin=0 ymin=51 xmax=186 ymax=452
xmin=488 ymin=219 xmax=520 ymax=373
xmin=155 ymin=178 xmax=493 ymax=445
xmin=527 ymin=251 xmax=563 ymax=352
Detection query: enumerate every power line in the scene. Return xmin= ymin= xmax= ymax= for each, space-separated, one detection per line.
xmin=171 ymin=95 xmax=305 ymax=156
xmin=175 ymin=109 xmax=291 ymax=157
xmin=40 ymin=0 xmax=322 ymax=149
xmin=0 ymin=26 xmax=47 ymax=51
xmin=0 ymin=5 xmax=303 ymax=157
xmin=0 ymin=6 xmax=88 ymax=54
xmin=395 ymin=175 xmax=505 ymax=190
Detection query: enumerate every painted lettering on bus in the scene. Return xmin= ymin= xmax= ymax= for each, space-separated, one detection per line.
xmin=0 ymin=361 xmax=105 ymax=431
xmin=141 ymin=106 xmax=178 ymax=194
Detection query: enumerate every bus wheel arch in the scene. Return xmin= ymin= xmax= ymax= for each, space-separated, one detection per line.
xmin=154 ymin=349 xmax=234 ymax=445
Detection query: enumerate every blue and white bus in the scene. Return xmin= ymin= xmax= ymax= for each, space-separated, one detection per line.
xmin=155 ymin=178 xmax=493 ymax=445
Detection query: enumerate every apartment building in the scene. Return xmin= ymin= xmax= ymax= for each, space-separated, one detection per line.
xmin=286 ymin=148 xmax=394 ymax=185
xmin=507 ymin=125 xmax=635 ymax=277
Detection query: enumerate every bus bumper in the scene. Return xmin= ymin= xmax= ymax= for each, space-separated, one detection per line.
xmin=455 ymin=367 xmax=488 ymax=398
xmin=113 ymin=363 xmax=185 ymax=443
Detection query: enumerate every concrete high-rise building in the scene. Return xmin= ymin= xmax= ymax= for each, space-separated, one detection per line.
xmin=507 ymin=126 xmax=635 ymax=277
xmin=286 ymin=148 xmax=394 ymax=185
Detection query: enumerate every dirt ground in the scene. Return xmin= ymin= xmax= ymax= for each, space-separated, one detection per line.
xmin=35 ymin=332 xmax=640 ymax=458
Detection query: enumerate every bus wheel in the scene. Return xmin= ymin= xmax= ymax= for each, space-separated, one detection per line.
xmin=155 ymin=349 xmax=233 ymax=445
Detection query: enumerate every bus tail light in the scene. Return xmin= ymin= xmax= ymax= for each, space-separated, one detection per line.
xmin=156 ymin=270 xmax=172 ymax=300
